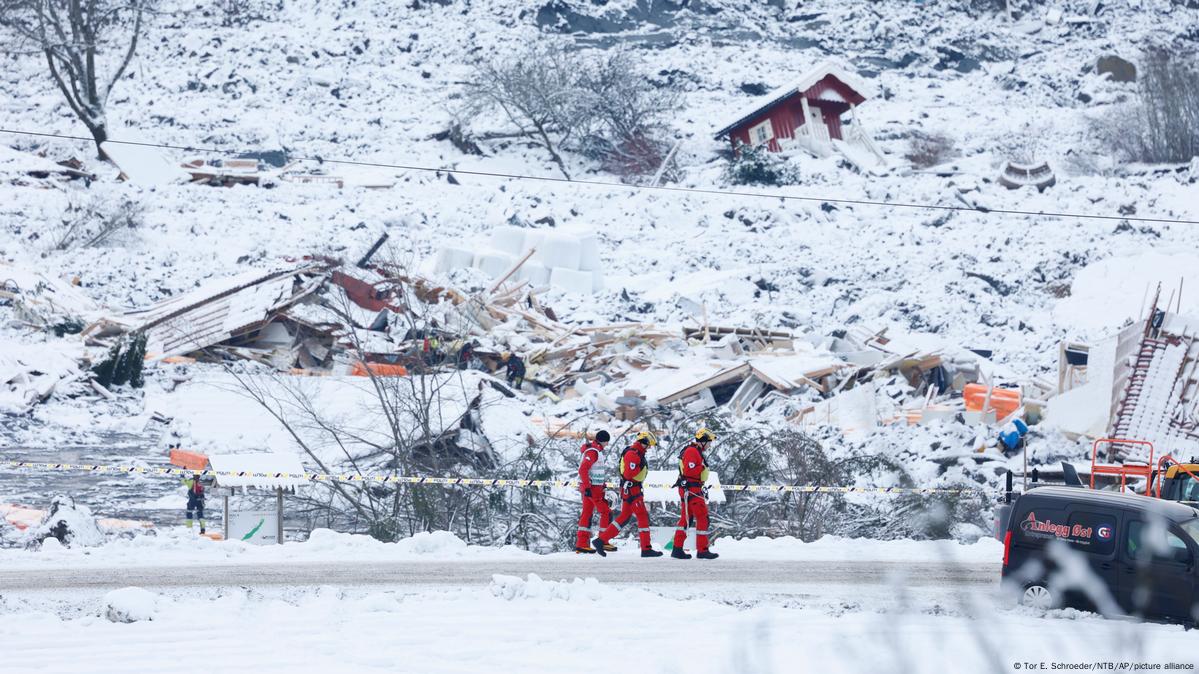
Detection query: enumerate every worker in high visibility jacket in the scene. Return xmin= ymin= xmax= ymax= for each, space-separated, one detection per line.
xmin=672 ymin=428 xmax=718 ymax=560
xmin=593 ymin=431 xmax=664 ymax=558
xmin=575 ymin=430 xmax=616 ymax=553
xmin=183 ymin=472 xmax=206 ymax=535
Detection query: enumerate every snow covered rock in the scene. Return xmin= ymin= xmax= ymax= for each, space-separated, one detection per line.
xmin=103 ymin=587 xmax=159 ymax=623
xmin=24 ymin=495 xmax=105 ymax=549
xmin=394 ymin=530 xmax=469 ymax=555
xmin=489 ymin=574 xmax=607 ymax=602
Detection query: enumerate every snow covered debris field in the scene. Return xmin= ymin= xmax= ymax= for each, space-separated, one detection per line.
xmin=3 ymin=0 xmax=1199 ymax=669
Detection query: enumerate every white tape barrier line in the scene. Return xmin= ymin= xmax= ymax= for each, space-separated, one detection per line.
xmin=0 ymin=461 xmax=987 ymax=495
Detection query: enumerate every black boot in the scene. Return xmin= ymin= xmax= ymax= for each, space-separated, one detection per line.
xmin=641 ymin=548 xmax=663 ymax=558
xmin=592 ymin=537 xmax=607 ymax=557
xmin=697 ymin=550 xmax=719 ymax=560
xmin=575 ymin=546 xmax=596 ymax=554
xmin=670 ymin=547 xmax=691 ymax=559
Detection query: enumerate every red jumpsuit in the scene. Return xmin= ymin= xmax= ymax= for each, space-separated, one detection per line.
xmin=673 ymin=442 xmax=711 ymax=553
xmin=575 ymin=440 xmax=613 ymax=549
xmin=595 ymin=441 xmax=653 ymax=551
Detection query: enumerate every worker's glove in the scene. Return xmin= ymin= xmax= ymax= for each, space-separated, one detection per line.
xmin=702 ymin=486 xmax=711 ymax=500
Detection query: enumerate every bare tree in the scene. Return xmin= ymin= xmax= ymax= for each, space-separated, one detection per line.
xmin=460 ymin=46 xmax=679 ymax=181
xmin=575 ymin=49 xmax=679 ymax=179
xmin=462 ymin=45 xmax=587 ymax=180
xmin=0 ymin=0 xmax=151 ymax=155
xmin=1093 ymin=49 xmax=1199 ymax=165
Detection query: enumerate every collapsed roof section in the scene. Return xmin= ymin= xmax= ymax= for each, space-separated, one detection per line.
xmin=83 ymin=264 xmax=329 ymax=360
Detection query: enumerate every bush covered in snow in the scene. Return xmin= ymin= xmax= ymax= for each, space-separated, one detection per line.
xmin=723 ymin=143 xmax=800 ymax=186
xmin=23 ymin=495 xmax=106 ymax=549
xmin=904 ymin=131 xmax=958 ymax=169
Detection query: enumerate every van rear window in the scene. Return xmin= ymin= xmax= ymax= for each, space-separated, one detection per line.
xmin=1013 ymin=508 xmax=1117 ymax=555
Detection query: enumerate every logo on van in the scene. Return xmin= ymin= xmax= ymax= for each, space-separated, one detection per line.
xmin=1020 ymin=512 xmax=1093 ymax=539
xmin=1097 ymin=525 xmax=1113 ymax=540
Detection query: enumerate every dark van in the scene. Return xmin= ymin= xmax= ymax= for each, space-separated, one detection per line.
xmin=1001 ymin=486 xmax=1199 ymax=624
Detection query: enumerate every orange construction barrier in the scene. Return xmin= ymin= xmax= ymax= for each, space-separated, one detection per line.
xmin=169 ymin=448 xmax=209 ymax=471
xmin=963 ymin=383 xmax=1021 ymax=417
xmin=350 ymin=361 xmax=409 ymax=377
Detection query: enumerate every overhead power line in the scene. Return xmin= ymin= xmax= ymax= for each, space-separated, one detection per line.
xmin=2 ymin=127 xmax=1195 ymax=226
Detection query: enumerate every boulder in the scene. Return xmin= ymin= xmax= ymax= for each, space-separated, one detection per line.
xmin=1097 ymin=55 xmax=1136 ymax=82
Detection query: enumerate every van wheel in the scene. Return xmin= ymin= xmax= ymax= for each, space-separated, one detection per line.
xmin=1021 ymin=584 xmax=1055 ymax=610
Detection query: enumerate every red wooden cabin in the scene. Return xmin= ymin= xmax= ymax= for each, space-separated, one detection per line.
xmin=716 ymin=60 xmax=878 ymax=158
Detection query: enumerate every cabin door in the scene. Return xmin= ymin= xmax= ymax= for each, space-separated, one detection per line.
xmin=808 ymin=105 xmax=830 ymax=146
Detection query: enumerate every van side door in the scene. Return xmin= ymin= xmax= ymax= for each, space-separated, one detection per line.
xmin=1118 ymin=518 xmax=1197 ymax=622
xmin=1058 ymin=507 xmax=1121 ymax=614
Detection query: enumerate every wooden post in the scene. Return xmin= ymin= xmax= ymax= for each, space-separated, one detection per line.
xmin=223 ymin=493 xmax=230 ymax=542
xmin=486 ymin=248 xmax=537 ymax=295
xmin=276 ymin=487 xmax=284 ymax=545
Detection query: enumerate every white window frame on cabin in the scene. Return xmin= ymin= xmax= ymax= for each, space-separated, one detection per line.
xmin=748 ymin=119 xmax=774 ymax=146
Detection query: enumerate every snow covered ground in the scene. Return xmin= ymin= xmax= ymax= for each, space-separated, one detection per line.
xmin=2 ymin=532 xmax=1192 ymax=674
xmin=1 ymin=572 xmax=1194 ymax=674
xmin=0 ymin=528 xmax=1002 ymax=569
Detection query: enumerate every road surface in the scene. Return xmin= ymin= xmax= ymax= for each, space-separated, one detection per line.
xmin=0 ymin=559 xmax=1000 ymax=590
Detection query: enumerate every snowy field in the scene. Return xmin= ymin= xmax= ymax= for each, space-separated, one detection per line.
xmin=4 ymin=582 xmax=1194 ymax=674
xmin=1 ymin=533 xmax=1194 ymax=674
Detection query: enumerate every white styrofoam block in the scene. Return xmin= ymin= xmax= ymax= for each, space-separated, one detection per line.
xmin=517 ymin=261 xmax=551 ymax=286
xmin=434 ymin=247 xmax=476 ymax=274
xmin=592 ymin=270 xmax=605 ymax=293
xmin=521 ymin=230 xmax=545 ymax=256
xmin=550 ymin=267 xmax=596 ymax=295
xmin=474 ymin=251 xmax=515 ymax=279
xmin=577 ymin=233 xmax=601 ymax=272
xmin=535 ymin=233 xmax=583 ymax=271
xmin=488 ymin=226 xmax=527 ymax=257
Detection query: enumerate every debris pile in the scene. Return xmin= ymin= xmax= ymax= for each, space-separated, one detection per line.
xmin=3 ymin=240 xmax=1040 ymax=448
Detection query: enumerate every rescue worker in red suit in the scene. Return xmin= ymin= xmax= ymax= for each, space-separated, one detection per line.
xmin=593 ymin=431 xmax=664 ymax=558
xmin=671 ymin=428 xmax=719 ymax=560
xmin=575 ymin=430 xmax=616 ymax=553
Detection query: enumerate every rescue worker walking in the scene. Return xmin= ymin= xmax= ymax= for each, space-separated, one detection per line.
xmin=184 ymin=472 xmax=206 ymax=534
xmin=575 ymin=430 xmax=616 ymax=554
xmin=671 ymin=429 xmax=719 ymax=560
xmin=593 ymin=431 xmax=664 ymax=558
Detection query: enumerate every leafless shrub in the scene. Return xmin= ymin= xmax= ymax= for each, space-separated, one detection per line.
xmin=904 ymin=131 xmax=958 ymax=169
xmin=460 ymin=44 xmax=678 ymax=181
xmin=575 ymin=50 xmax=679 ymax=181
xmin=47 ymin=194 xmax=143 ymax=252
xmin=214 ymin=0 xmax=279 ymax=27
xmin=0 ymin=0 xmax=152 ymax=156
xmin=460 ymin=45 xmax=588 ymax=180
xmin=1093 ymin=49 xmax=1199 ymax=164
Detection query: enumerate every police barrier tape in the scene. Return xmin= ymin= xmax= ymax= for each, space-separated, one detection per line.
xmin=0 ymin=460 xmax=987 ymax=495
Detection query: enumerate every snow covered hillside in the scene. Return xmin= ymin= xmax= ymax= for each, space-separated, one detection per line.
xmin=2 ymin=0 xmax=1199 ymax=546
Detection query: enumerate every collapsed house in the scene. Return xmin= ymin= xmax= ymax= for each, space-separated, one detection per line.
xmin=1046 ymin=289 xmax=1199 ymax=465
xmin=714 ymin=58 xmax=888 ymax=172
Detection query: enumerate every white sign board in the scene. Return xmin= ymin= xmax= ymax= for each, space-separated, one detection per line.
xmin=641 ymin=470 xmax=726 ymax=504
xmin=228 ymin=510 xmax=279 ymax=545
